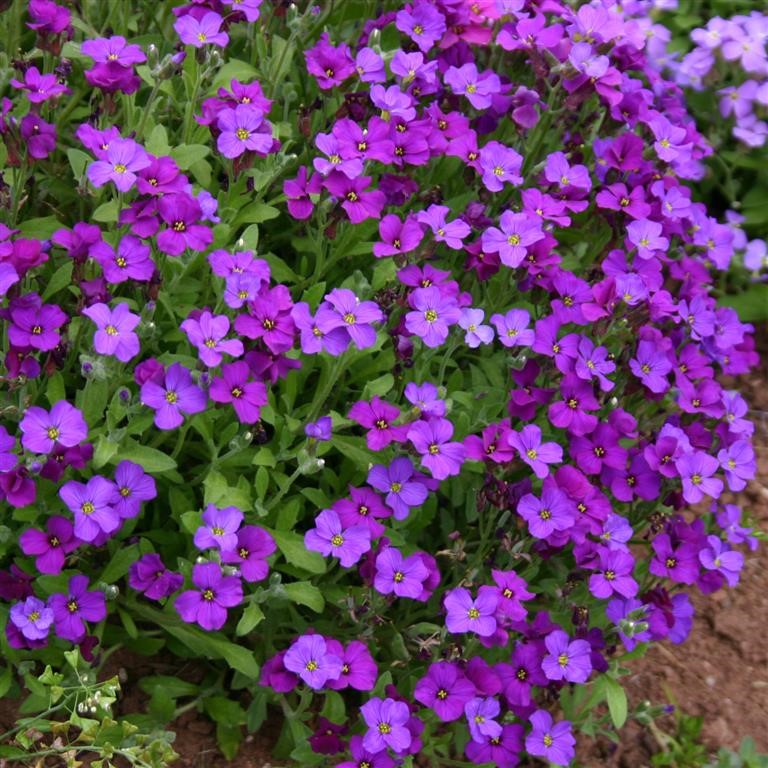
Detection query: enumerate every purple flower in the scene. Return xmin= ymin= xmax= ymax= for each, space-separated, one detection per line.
xmin=50 ymin=575 xmax=107 ymax=643
xmin=217 ymin=105 xmax=272 ymax=158
xmin=87 ymin=138 xmax=150 ymax=192
xmin=717 ymin=440 xmax=756 ymax=492
xmin=322 ymin=172 xmax=385 ymax=224
xmin=407 ymin=418 xmax=466 ymax=480
xmin=11 ymin=595 xmax=54 ymax=644
xmin=314 ymin=131 xmax=363 ymax=179
xmin=542 ymin=630 xmax=592 ymax=683
xmin=19 ymin=401 xmax=87 ymax=454
xmin=414 ymin=662 xmax=476 ymax=722
xmin=508 ymin=425 xmax=562 ymax=479
xmin=209 ymin=361 xmax=268 ymax=424
xmin=395 ymin=4 xmax=446 ymax=52
xmin=194 ymin=504 xmax=243 ymax=551
xmin=416 ymin=204 xmax=471 ymax=250
xmin=304 ymin=33 xmax=355 ymax=90
xmin=283 ymin=634 xmax=343 ymax=690
xmin=525 ymin=710 xmax=575 ymax=767
xmin=174 ymin=12 xmax=229 ymax=48
xmin=156 ymin=194 xmax=213 ymax=256
xmin=96 ymin=235 xmax=155 ymax=283
xmin=21 ymin=115 xmax=57 ymax=159
xmin=444 ymin=586 xmax=498 ymax=637
xmin=517 ymin=485 xmax=575 ymax=539
xmin=716 ymin=504 xmax=758 ymax=551
xmin=405 ymin=382 xmax=446 ymax=417
xmin=367 ymin=457 xmax=428 ymax=520
xmin=141 ymin=362 xmax=207 ymax=430
xmin=181 ymin=310 xmax=244 ymax=367
xmin=59 ymin=476 xmax=120 ymax=543
xmin=405 ymin=286 xmax=461 ymax=348
xmin=676 ymin=451 xmax=723 ymax=503
xmin=459 ymin=308 xmax=494 ymax=348
xmin=491 ymin=309 xmax=534 ymax=348
xmin=627 ymin=219 xmax=669 ymax=259
xmin=221 ymin=525 xmax=276 ymax=582
xmin=129 ymin=553 xmax=183 ymax=600
xmin=480 ymin=141 xmax=523 ymax=192
xmin=544 ymin=151 xmax=591 ymax=191
xmin=698 ymin=535 xmax=744 ymax=588
xmin=349 ymin=397 xmax=408 ymax=452
xmin=305 ymin=416 xmax=332 ymax=441
xmin=325 ymin=639 xmax=378 ymax=692
xmin=355 ymin=47 xmax=386 ymax=83
xmin=374 ymin=547 xmax=429 ymax=599
xmin=465 ymin=723 xmax=524 ymax=768
xmin=9 ymin=297 xmax=67 ymax=351
xmin=81 ymin=35 xmax=146 ymax=65
xmin=444 ymin=63 xmax=500 ymax=110
xmin=112 ymin=460 xmax=157 ymax=519
xmin=465 ymin=697 xmax=502 ymax=744
xmin=482 ymin=211 xmax=544 ymax=268
xmin=10 ymin=66 xmax=69 ymax=103
xmin=360 ymin=697 xmax=412 ymax=754
xmin=321 ymin=288 xmax=383 ymax=350
xmin=589 ymin=548 xmax=638 ymax=599
xmin=491 ymin=569 xmax=535 ymax=620
xmin=337 ymin=736 xmax=394 ymax=768
xmin=175 ymin=563 xmax=243 ymax=631
xmin=630 ymin=340 xmax=673 ymax=393
xmin=19 ymin=516 xmax=77 ymax=574
xmin=649 ymin=534 xmax=699 ymax=585
xmin=304 ymin=508 xmax=371 ymax=568
xmin=82 ymin=302 xmax=140 ymax=362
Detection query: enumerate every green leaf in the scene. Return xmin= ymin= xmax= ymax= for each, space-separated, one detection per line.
xmin=42 ymin=262 xmax=74 ymax=302
xmin=171 ymin=144 xmax=210 ymax=170
xmin=719 ymin=285 xmax=768 ymax=323
xmin=75 ymin=379 xmax=109 ymax=428
xmin=101 ymin=544 xmax=140 ymax=583
xmin=67 ymin=148 xmax=92 ymax=181
xmin=604 ymin=676 xmax=628 ymax=729
xmin=321 ymin=691 xmax=345 ymax=723
xmin=46 ymin=372 xmax=66 ymax=405
xmin=235 ymin=603 xmax=265 ymax=636
xmin=145 ymin=125 xmax=171 ymax=156
xmin=17 ymin=216 xmax=62 ymax=239
xmin=269 ymin=528 xmax=326 ymax=574
xmin=216 ymin=723 xmax=243 ymax=761
xmin=283 ymin=581 xmax=325 ymax=612
xmin=0 ymin=747 xmax=29 ymax=759
xmin=131 ymin=603 xmax=260 ymax=679
xmin=139 ymin=676 xmax=199 ymax=699
xmin=117 ymin=443 xmax=177 ymax=473
xmin=255 ymin=466 xmax=269 ymax=500
xmin=92 ymin=200 xmax=120 ymax=223
xmin=363 ymin=373 xmax=394 ymax=399
xmin=234 ymin=202 xmax=280 ymax=227
xmin=0 ymin=666 xmax=13 ymax=699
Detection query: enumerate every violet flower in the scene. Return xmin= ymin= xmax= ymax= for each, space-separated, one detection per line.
xmin=141 ymin=362 xmax=207 ymax=430
xmin=175 ymin=563 xmax=243 ymax=631
xmin=19 ymin=401 xmax=87 ymax=454
xmin=283 ymin=634 xmax=343 ymax=690
xmin=82 ymin=302 xmax=140 ymax=362
xmin=304 ymin=508 xmax=371 ymax=567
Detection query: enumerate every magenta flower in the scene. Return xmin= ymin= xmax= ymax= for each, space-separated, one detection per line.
xmin=217 ymin=105 xmax=272 ymax=158
xmin=444 ymin=586 xmax=498 ymax=637
xmin=87 ymin=138 xmax=150 ymax=192
xmin=209 ymin=361 xmax=268 ymax=424
xmin=10 ymin=66 xmax=69 ymax=103
xmin=349 ymin=396 xmax=408 ymax=452
xmin=9 ymin=298 xmax=67 ymax=351
xmin=81 ymin=35 xmax=145 ymax=65
xmin=19 ymin=516 xmax=78 ymax=575
xmin=283 ymin=634 xmax=343 ymax=690
xmin=194 ymin=505 xmax=243 ymax=551
xmin=96 ymin=235 xmax=155 ymax=283
xmin=181 ymin=310 xmax=243 ymax=367
xmin=360 ymin=697 xmax=412 ymax=754
xmin=374 ymin=547 xmax=429 ymax=599
xmin=325 ymin=639 xmax=377 ymax=692
xmin=112 ymin=460 xmax=157 ymax=519
xmin=407 ymin=418 xmax=466 ymax=480
xmin=140 ymin=362 xmax=207 ymax=430
xmin=128 ymin=553 xmax=184 ymax=600
xmin=304 ymin=33 xmax=355 ymax=90
xmin=525 ymin=710 xmax=575 ymax=767
xmin=517 ymin=485 xmax=575 ymax=539
xmin=405 ymin=286 xmax=461 ymax=348
xmin=482 ymin=211 xmax=544 ymax=268
xmin=10 ymin=597 xmax=54 ymax=641
xmin=50 ymin=575 xmax=107 ymax=643
xmin=304 ymin=508 xmax=371 ymax=567
xmin=21 ymin=115 xmax=57 ymax=159
xmin=175 ymin=563 xmax=243 ymax=631
xmin=491 ymin=569 xmax=535 ymax=620
xmin=19 ymin=401 xmax=87 ymax=454
xmin=395 ymin=4 xmax=446 ymax=52
xmin=414 ymin=662 xmax=476 ymax=722
xmin=220 ymin=525 xmax=275 ymax=582
xmin=156 ymin=194 xmax=213 ymax=256
xmin=174 ymin=12 xmax=229 ymax=48
xmin=82 ymin=302 xmax=140 ymax=362
xmin=508 ymin=425 xmax=562 ymax=479
xmin=367 ymin=457 xmax=429 ymax=520
xmin=60 ymin=476 xmax=120 ymax=543
xmin=373 ymin=214 xmax=424 ymax=258
xmin=322 ymin=172 xmax=385 ymax=224
xmin=542 ymin=629 xmax=592 ymax=683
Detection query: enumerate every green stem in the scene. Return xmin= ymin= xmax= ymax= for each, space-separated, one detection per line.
xmin=135 ymin=82 xmax=161 ymax=140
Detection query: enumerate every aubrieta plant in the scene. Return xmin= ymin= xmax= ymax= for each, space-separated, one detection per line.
xmin=0 ymin=0 xmax=764 ymax=765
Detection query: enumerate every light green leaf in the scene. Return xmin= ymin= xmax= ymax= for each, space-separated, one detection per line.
xmin=269 ymin=528 xmax=326 ymax=574
xmin=116 ymin=443 xmax=177 ymax=473
xmin=604 ymin=676 xmax=628 ymax=729
xmin=235 ymin=604 xmax=265 ymax=636
xmin=283 ymin=581 xmax=325 ymax=613
xmin=171 ymin=144 xmax=210 ymax=170
xmin=92 ymin=200 xmax=119 ymax=223
xmin=42 ymin=262 xmax=74 ymax=301
xmin=101 ymin=544 xmax=140 ymax=583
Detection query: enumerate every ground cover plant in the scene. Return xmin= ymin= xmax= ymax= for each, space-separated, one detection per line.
xmin=0 ymin=0 xmax=766 ymax=766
